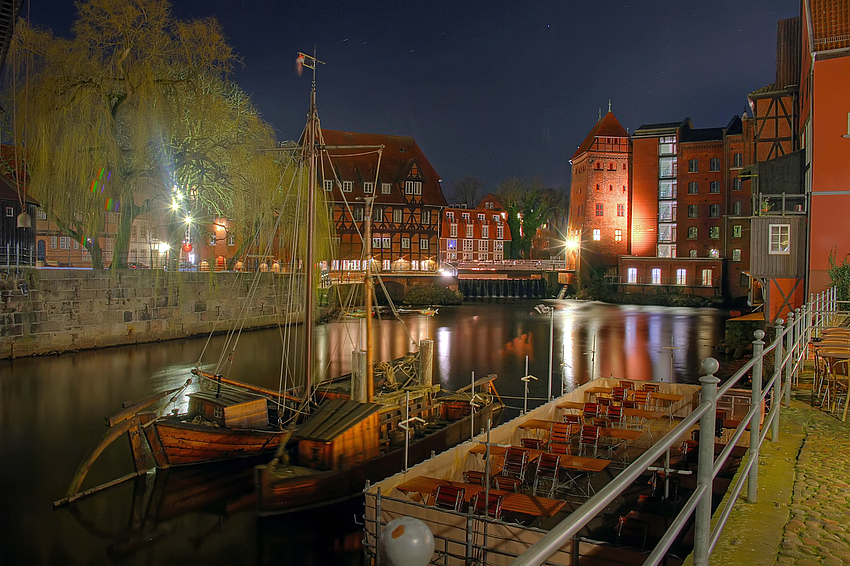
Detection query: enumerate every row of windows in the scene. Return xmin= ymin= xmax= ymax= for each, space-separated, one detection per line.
xmin=591 ymin=228 xmax=623 ymax=242
xmin=445 ymin=253 xmax=505 ymax=262
xmin=449 ymin=224 xmax=504 ymax=239
xmin=594 ymin=203 xmax=627 ymax=217
xmin=332 ymin=259 xmax=434 ymax=271
xmin=445 ymin=239 xmax=504 ymax=252
xmin=445 ymin=212 xmax=503 ymax=223
xmin=683 ymin=153 xmax=743 ymax=173
xmin=324 ymin=179 xmax=423 ymax=195
xmin=370 ymin=236 xmax=430 ymax=250
xmin=595 ymin=184 xmax=627 ymax=193
xmin=627 ymin=267 xmax=715 ymax=286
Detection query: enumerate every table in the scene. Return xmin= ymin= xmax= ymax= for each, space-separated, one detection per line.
xmin=557 ymin=401 xmax=665 ymax=420
xmin=517 ymin=418 xmax=643 ymax=441
xmin=395 ymin=476 xmax=568 ymax=517
xmin=816 ymin=348 xmax=850 ymax=421
xmin=468 ymin=444 xmax=610 ymax=473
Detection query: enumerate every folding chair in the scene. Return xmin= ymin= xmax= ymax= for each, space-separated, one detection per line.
xmin=606 ymin=404 xmax=624 ymax=429
xmin=521 ymin=437 xmax=545 ymax=450
xmin=632 ymin=390 xmax=652 ymax=410
xmin=463 ymin=470 xmax=486 ymax=486
xmin=432 ymin=483 xmax=465 ymax=511
xmin=501 ymin=447 xmax=530 ymax=484
xmin=532 ymin=452 xmax=561 ymax=498
xmin=563 ymin=413 xmax=582 ymax=426
xmin=470 ymin=491 xmax=504 ymax=520
xmin=582 ymin=402 xmax=600 ymax=425
xmin=642 ymin=382 xmax=660 ymax=393
xmin=578 ymin=424 xmax=600 ymax=458
xmin=616 ymin=513 xmax=649 ymax=550
xmin=549 ymin=441 xmax=571 ymax=455
xmin=611 ymin=387 xmax=628 ymax=405
xmin=618 ymin=380 xmax=635 ymax=392
xmin=591 ymin=404 xmax=610 ymax=428
xmin=494 ymin=475 xmax=522 ymax=492
xmin=548 ymin=422 xmax=572 ymax=450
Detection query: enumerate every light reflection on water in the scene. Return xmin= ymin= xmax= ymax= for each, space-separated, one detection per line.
xmin=0 ymin=298 xmax=727 ymax=564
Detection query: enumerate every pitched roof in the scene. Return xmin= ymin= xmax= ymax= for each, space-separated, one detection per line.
xmin=571 ymin=112 xmax=629 ymax=160
xmin=294 ymin=398 xmax=381 ymax=441
xmin=319 ymin=129 xmax=448 ymax=206
xmin=634 ymin=118 xmax=692 ymax=136
xmin=680 ymin=127 xmax=724 ymax=143
xmin=810 ymin=0 xmax=850 ymax=51
xmin=0 ymin=174 xmax=38 ymax=205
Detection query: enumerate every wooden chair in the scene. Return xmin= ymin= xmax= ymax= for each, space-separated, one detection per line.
xmin=606 ymin=404 xmax=624 ymax=429
xmin=521 ymin=437 xmax=545 ymax=450
xmin=618 ymin=380 xmax=635 ymax=391
xmin=471 ymin=491 xmax=504 ymax=520
xmin=578 ymin=424 xmax=600 ymax=458
xmin=616 ymin=513 xmax=649 ymax=550
xmin=632 ymin=390 xmax=652 ymax=410
xmin=597 ymin=396 xmax=612 ymax=407
xmin=549 ymin=422 xmax=572 ymax=448
xmin=611 ymin=387 xmax=628 ymax=405
xmin=532 ymin=452 xmax=561 ymax=498
xmin=642 ymin=382 xmax=660 ymax=393
xmin=591 ymin=404 xmax=610 ymax=428
xmin=501 ymin=447 xmax=530 ymax=484
xmin=463 ymin=470 xmax=486 ymax=486
xmin=432 ymin=483 xmax=465 ymax=511
xmin=563 ymin=413 xmax=582 ymax=426
xmin=549 ymin=441 xmax=571 ymax=455
xmin=582 ymin=402 xmax=600 ymax=425
xmin=494 ymin=475 xmax=522 ymax=492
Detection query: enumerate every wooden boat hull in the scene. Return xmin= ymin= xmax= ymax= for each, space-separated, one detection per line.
xmin=254 ymin=402 xmax=502 ymax=514
xmin=143 ymin=416 xmax=289 ymax=468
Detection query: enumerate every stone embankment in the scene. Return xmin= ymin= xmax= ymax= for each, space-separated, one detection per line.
xmin=0 ymin=267 xmax=301 ymax=359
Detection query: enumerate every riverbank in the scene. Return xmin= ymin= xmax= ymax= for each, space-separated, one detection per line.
xmin=699 ymin=367 xmax=850 ymax=566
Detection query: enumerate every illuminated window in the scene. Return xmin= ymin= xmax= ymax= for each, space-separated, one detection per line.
xmin=769 ymin=224 xmax=790 ymax=255
xmin=494 ymin=241 xmax=503 ymax=251
xmin=702 ymin=269 xmax=713 ymax=286
xmin=447 ymin=239 xmax=456 ymax=250
xmin=709 ymin=226 xmax=720 ymax=239
xmin=733 ymin=225 xmax=742 ymax=238
xmin=651 ymin=268 xmax=661 ymax=284
xmin=617 ymin=204 xmax=625 ymax=217
xmin=627 ymin=267 xmax=637 ymax=283
xmin=688 ymin=227 xmax=697 ymax=239
xmin=676 ymin=269 xmax=687 ymax=285
xmin=689 ymin=249 xmax=697 ymax=258
xmin=382 ymin=237 xmax=391 ymax=249
xmin=709 ymin=248 xmax=719 ymax=258
xmin=466 ymin=225 xmax=474 ymax=238
xmin=614 ymin=229 xmax=622 ymax=242
xmin=732 ymin=248 xmax=741 ymax=262
xmin=592 ymin=229 xmax=601 ymax=241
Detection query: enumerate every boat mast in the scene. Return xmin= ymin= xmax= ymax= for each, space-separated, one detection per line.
xmin=299 ymin=51 xmax=323 ymax=401
xmin=364 ymin=196 xmax=375 ymax=402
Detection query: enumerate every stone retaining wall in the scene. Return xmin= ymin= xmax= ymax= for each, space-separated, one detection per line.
xmin=0 ymin=268 xmax=302 ymax=359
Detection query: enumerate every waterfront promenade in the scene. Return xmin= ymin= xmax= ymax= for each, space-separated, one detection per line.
xmin=701 ymin=373 xmax=850 ymax=566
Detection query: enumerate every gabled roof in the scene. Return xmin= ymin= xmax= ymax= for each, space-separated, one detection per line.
xmin=319 ymin=129 xmax=448 ymax=207
xmin=476 ymin=193 xmax=505 ymax=211
xmin=680 ymin=127 xmax=724 ymax=143
xmin=294 ymin=398 xmax=381 ymax=442
xmin=571 ymin=112 xmax=629 ymax=160
xmin=0 ymin=174 xmax=38 ymax=205
xmin=634 ymin=118 xmax=692 ymax=137
xmin=810 ymin=0 xmax=850 ymax=52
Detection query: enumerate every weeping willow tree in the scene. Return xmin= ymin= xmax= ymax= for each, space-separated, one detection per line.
xmin=3 ymin=0 xmax=288 ymax=268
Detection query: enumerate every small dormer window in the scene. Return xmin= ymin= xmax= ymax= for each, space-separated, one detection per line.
xmin=414 ymin=181 xmax=422 ymax=195
xmin=462 ymin=213 xmax=470 ymax=221
xmin=478 ymin=214 xmax=485 ymax=222
xmin=342 ymin=181 xmax=353 ymax=193
xmin=324 ymin=180 xmax=333 ymax=191
xmin=364 ymin=182 xmax=374 ymax=193
xmin=382 ymin=183 xmax=391 ymax=194
xmin=405 ymin=181 xmax=414 ymax=195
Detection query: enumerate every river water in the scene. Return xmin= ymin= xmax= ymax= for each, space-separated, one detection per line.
xmin=0 ymin=299 xmax=727 ymax=565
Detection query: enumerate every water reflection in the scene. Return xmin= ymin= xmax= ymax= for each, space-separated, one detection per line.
xmin=0 ymin=298 xmax=726 ymax=564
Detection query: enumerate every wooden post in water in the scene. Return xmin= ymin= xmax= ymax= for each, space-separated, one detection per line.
xmin=419 ymin=339 xmax=433 ymax=387
xmin=352 ymin=349 xmax=367 ymax=402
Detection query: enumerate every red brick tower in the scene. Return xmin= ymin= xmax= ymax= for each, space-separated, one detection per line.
xmin=568 ymin=111 xmax=631 ymax=275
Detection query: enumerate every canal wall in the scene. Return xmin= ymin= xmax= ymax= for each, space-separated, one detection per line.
xmin=0 ymin=268 xmax=302 ymax=359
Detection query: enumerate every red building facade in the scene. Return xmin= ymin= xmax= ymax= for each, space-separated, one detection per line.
xmin=568 ymin=111 xmax=631 ymax=275
xmin=439 ymin=194 xmax=511 ymax=265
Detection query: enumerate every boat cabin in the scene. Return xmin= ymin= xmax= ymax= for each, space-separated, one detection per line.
xmin=187 ymin=390 xmax=269 ymax=429
xmin=294 ymin=399 xmax=382 ymax=471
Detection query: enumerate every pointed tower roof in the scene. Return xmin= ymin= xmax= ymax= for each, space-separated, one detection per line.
xmin=571 ymin=112 xmax=629 ymax=160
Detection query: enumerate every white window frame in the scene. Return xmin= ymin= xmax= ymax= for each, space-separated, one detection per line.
xmin=364 ymin=182 xmax=374 ymax=194
xmin=447 ymin=239 xmax=457 ymax=250
xmin=478 ymin=240 xmax=489 ymax=252
xmin=651 ymin=268 xmax=661 ymax=285
xmin=482 ymin=225 xmax=489 ymax=239
xmin=496 ymin=226 xmax=504 ymax=239
xmin=592 ymin=229 xmax=601 ymax=241
xmin=627 ymin=267 xmax=637 ymax=283
xmin=342 ymin=181 xmax=353 ymax=193
xmin=323 ymin=180 xmax=333 ymax=191
xmin=382 ymin=183 xmax=391 ymax=194
xmin=393 ymin=208 xmax=402 ymax=223
xmin=414 ymin=181 xmax=422 ymax=195
xmin=449 ymin=224 xmax=457 ymax=237
xmin=769 ymin=224 xmax=791 ymax=255
xmin=702 ymin=269 xmax=713 ymax=286
xmin=382 ymin=237 xmax=391 ymax=249
xmin=494 ymin=241 xmax=503 ymax=251
xmin=59 ymin=236 xmax=70 ymax=250
xmin=419 ymin=238 xmax=429 ymax=250
xmin=5 ymin=206 xmax=13 ymax=217
xmin=401 ymin=237 xmax=410 ymax=249
xmin=50 ymin=236 xmax=57 ymax=249
xmin=462 ymin=239 xmax=474 ymax=251
xmin=676 ymin=269 xmax=687 ymax=285
xmin=466 ymin=225 xmax=474 ymax=238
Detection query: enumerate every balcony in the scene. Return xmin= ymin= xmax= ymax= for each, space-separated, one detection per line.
xmin=756 ymin=193 xmax=806 ymax=216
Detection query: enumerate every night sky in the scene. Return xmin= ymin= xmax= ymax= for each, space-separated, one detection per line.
xmin=25 ymin=0 xmax=800 ymax=198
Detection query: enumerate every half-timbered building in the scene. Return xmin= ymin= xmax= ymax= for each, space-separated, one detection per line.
xmin=319 ymin=130 xmax=448 ymax=277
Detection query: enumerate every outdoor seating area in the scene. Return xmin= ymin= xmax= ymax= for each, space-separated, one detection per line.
xmin=809 ymin=327 xmax=850 ymax=421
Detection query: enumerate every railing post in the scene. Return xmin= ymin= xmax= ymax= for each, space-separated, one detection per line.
xmin=748 ymin=330 xmax=765 ymax=503
xmin=772 ymin=320 xmax=783 ymax=441
xmin=694 ymin=357 xmax=720 ymax=566
xmin=785 ymin=311 xmax=794 ymax=407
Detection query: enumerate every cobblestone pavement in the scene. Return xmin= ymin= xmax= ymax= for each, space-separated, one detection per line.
xmin=776 ymin=396 xmax=850 ymax=566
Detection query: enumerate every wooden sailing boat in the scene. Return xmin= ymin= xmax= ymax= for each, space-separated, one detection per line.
xmin=253 ymin=52 xmax=503 ymax=514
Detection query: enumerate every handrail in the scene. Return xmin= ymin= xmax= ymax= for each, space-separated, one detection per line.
xmin=511 ymin=285 xmax=839 ymax=566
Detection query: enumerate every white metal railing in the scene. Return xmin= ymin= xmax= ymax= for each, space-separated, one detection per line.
xmin=456 ymin=259 xmax=566 ymax=271
xmin=511 ymin=286 xmax=840 ymax=566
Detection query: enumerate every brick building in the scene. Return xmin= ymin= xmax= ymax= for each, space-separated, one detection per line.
xmin=439 ymin=193 xmax=511 ymax=264
xmin=568 ymin=111 xmax=631 ymax=276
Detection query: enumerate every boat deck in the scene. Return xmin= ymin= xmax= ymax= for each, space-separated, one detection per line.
xmin=364 ymin=378 xmax=752 ymax=565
